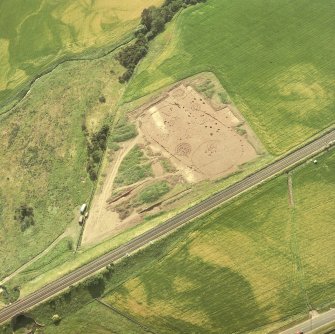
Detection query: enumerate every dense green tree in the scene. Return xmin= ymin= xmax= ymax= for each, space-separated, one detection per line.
xmin=14 ymin=204 xmax=34 ymax=231
xmin=117 ymin=0 xmax=206 ymax=82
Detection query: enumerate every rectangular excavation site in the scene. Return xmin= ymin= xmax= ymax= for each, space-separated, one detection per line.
xmin=138 ymin=84 xmax=261 ymax=182
xmin=81 ymin=78 xmax=264 ymax=246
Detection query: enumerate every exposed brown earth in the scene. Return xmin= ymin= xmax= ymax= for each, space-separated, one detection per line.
xmin=139 ymin=84 xmax=259 ymax=182
xmin=81 ymin=76 xmax=263 ymax=246
xmin=81 ymin=138 xmax=139 ymax=246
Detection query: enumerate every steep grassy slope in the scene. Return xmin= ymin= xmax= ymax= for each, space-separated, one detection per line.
xmin=125 ymin=0 xmax=335 ymax=154
xmin=0 ymin=46 xmax=127 ymax=279
xmin=0 ymin=0 xmax=162 ymax=107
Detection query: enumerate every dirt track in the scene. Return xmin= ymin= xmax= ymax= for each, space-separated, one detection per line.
xmin=81 ymin=137 xmax=139 ymax=245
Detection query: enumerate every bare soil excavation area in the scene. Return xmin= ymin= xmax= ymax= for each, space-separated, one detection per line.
xmin=82 ymin=78 xmax=262 ymax=246
xmin=139 ymin=84 xmax=258 ymax=182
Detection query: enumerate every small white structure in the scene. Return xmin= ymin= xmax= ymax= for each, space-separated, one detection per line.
xmin=80 ymin=203 xmax=87 ymax=214
xmin=313 ymin=159 xmax=318 ymax=164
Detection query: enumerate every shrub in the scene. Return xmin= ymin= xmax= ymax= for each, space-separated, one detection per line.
xmin=114 ymin=145 xmax=153 ymax=187
xmin=1 ymin=285 xmax=20 ymax=304
xmin=85 ymin=124 xmax=110 ymax=181
xmin=51 ymin=314 xmax=61 ymax=324
xmin=137 ymin=181 xmax=170 ymax=204
xmin=111 ymin=117 xmax=137 ymax=142
xmin=14 ymin=204 xmax=35 ymax=231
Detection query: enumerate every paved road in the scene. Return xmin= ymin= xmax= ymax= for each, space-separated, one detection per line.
xmin=280 ymin=309 xmax=335 ymax=334
xmin=0 ymin=129 xmax=334 ymax=325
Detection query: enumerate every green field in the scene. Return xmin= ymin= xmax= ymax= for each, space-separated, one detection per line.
xmin=0 ymin=0 xmax=166 ymax=286
xmin=0 ymin=0 xmax=162 ymax=108
xmin=40 ymin=301 xmax=148 ymax=334
xmin=3 ymin=148 xmax=333 ymax=334
xmin=125 ymin=0 xmax=335 ymax=155
xmin=101 ymin=148 xmax=335 ymax=333
xmin=0 ymin=40 xmax=130 ymax=279
xmin=1 ymin=0 xmax=335 ymax=332
xmin=114 ymin=145 xmax=153 ymax=187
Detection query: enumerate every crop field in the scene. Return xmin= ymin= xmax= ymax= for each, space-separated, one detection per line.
xmin=40 ymin=301 xmax=148 ymax=334
xmin=1 ymin=148 xmax=334 ymax=333
xmin=0 ymin=0 xmax=163 ymax=107
xmin=99 ymin=148 xmax=335 ymax=334
xmin=0 ymin=45 xmax=129 ymax=280
xmin=124 ymin=0 xmax=335 ymax=155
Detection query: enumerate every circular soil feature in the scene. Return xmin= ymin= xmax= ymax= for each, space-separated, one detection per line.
xmin=191 ymin=102 xmax=201 ymax=111
xmin=171 ymin=88 xmax=186 ymax=98
xmin=175 ymin=142 xmax=192 ymax=157
xmin=205 ymin=142 xmax=218 ymax=155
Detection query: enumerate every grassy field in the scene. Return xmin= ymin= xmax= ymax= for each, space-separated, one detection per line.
xmin=100 ymin=148 xmax=335 ymax=334
xmin=124 ymin=0 xmax=335 ymax=155
xmin=0 ymin=0 xmax=163 ymax=108
xmin=114 ymin=145 xmax=153 ymax=187
xmin=136 ymin=181 xmax=170 ymax=205
xmin=0 ymin=40 xmax=131 ymax=280
xmin=39 ymin=301 xmax=148 ymax=334
xmin=1 ymin=149 xmax=334 ymax=333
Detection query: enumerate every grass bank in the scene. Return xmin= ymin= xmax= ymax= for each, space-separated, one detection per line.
xmin=0 ymin=0 xmax=163 ymax=109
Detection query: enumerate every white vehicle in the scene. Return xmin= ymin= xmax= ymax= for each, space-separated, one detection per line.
xmin=80 ymin=203 xmax=87 ymax=214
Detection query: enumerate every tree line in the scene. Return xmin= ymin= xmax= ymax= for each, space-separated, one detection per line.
xmin=116 ymin=0 xmax=206 ymax=83
xmin=83 ymin=124 xmax=110 ymax=181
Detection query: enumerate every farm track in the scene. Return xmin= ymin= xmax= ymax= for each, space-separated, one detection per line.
xmin=0 ymin=231 xmax=68 ymax=285
xmin=81 ymin=137 xmax=139 ymax=245
xmin=0 ymin=129 xmax=334 ymax=325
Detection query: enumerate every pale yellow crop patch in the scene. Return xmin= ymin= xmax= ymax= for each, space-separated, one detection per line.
xmin=107 ymin=275 xmax=211 ymax=328
xmin=276 ymin=64 xmax=333 ymax=118
xmin=0 ymin=39 xmax=26 ymax=91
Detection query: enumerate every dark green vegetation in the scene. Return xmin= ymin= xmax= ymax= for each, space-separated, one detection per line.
xmin=116 ymin=0 xmax=205 ymax=82
xmin=14 ymin=204 xmax=35 ymax=232
xmin=125 ymin=0 xmax=335 ymax=155
xmin=136 ymin=181 xmax=170 ymax=204
xmin=3 ymin=149 xmax=334 ymax=334
xmin=85 ymin=124 xmax=110 ymax=181
xmin=114 ymin=145 xmax=153 ymax=187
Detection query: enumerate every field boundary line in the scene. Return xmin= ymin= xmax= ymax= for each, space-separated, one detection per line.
xmin=0 ymin=34 xmax=134 ymax=117
xmin=287 ymin=173 xmax=295 ymax=208
xmin=0 ymin=230 xmax=67 ymax=285
xmin=94 ymin=298 xmax=157 ymax=334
